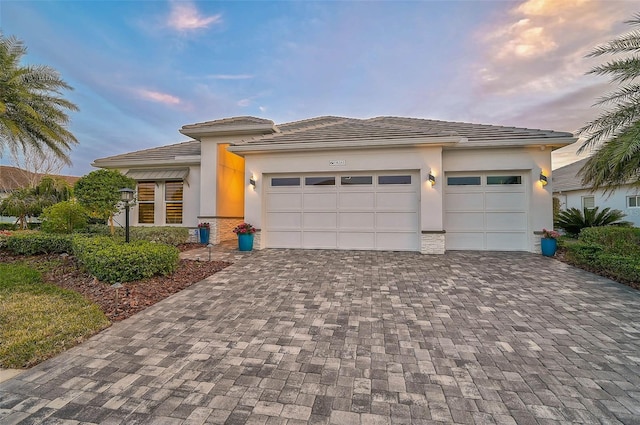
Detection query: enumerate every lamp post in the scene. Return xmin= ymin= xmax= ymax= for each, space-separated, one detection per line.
xmin=118 ymin=188 xmax=134 ymax=243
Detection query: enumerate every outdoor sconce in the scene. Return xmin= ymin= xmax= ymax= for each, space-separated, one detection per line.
xmin=249 ymin=177 xmax=256 ymax=188
xmin=539 ymin=172 xmax=548 ymax=186
xmin=118 ymin=188 xmax=134 ymax=243
xmin=428 ymin=172 xmax=436 ymax=187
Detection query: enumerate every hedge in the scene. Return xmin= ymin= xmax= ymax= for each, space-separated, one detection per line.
xmin=114 ymin=226 xmax=190 ymax=246
xmin=5 ymin=232 xmax=73 ymax=255
xmin=72 ymin=236 xmax=179 ymax=283
xmin=578 ymin=226 xmax=640 ymax=256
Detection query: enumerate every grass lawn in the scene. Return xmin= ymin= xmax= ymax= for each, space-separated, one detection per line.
xmin=0 ymin=261 xmax=110 ymax=369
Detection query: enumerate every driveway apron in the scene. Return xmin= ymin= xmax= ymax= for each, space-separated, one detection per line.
xmin=1 ymin=250 xmax=639 ymax=424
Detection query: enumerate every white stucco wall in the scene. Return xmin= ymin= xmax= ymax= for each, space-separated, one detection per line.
xmin=243 ymin=145 xmax=444 ymax=234
xmin=557 ymin=186 xmax=640 ymax=227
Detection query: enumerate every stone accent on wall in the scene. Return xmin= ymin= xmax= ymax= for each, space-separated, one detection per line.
xmin=420 ymin=232 xmax=445 ymax=254
xmin=198 ymin=217 xmax=244 ymax=244
xmin=252 ymin=230 xmax=262 ymax=250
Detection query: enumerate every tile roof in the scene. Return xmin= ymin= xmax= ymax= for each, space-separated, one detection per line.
xmin=93 ymin=115 xmax=576 ymax=167
xmin=552 ymin=158 xmax=590 ymax=192
xmin=93 ymin=140 xmax=201 ymax=167
xmin=0 ymin=166 xmax=79 ymax=192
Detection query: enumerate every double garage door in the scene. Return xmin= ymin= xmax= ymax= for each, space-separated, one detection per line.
xmin=265 ymin=171 xmax=420 ymax=251
xmin=444 ymin=172 xmax=529 ymax=251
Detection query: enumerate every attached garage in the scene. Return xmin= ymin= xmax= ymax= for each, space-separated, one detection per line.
xmin=444 ymin=172 xmax=529 ymax=251
xmin=264 ymin=171 xmax=420 ymax=251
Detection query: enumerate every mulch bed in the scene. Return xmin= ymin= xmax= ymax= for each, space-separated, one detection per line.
xmin=0 ymin=245 xmax=231 ymax=322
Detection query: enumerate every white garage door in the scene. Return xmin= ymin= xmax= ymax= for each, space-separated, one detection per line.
xmin=265 ymin=172 xmax=420 ymax=251
xmin=445 ymin=172 xmax=529 ymax=251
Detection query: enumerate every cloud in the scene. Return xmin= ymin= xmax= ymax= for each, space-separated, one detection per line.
xmin=167 ymin=1 xmax=222 ymax=32
xmin=135 ymin=89 xmax=182 ymax=105
xmin=237 ymin=98 xmax=251 ymax=107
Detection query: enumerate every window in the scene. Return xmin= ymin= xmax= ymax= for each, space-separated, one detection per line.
xmin=582 ymin=196 xmax=595 ymax=211
xmin=137 ymin=182 xmax=155 ymax=224
xmin=271 ymin=177 xmax=300 ymax=187
xmin=447 ymin=176 xmax=481 ymax=186
xmin=487 ymin=175 xmax=522 ymax=185
xmin=378 ymin=175 xmax=411 ymax=185
xmin=305 ymin=177 xmax=335 ymax=186
xmin=165 ymin=181 xmax=183 ymax=224
xmin=341 ymin=176 xmax=372 ymax=185
xmin=628 ymin=196 xmax=640 ymax=208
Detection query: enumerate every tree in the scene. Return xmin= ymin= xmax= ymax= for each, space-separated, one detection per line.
xmin=577 ymin=14 xmax=640 ymax=192
xmin=74 ymin=169 xmax=136 ymax=233
xmin=0 ymin=33 xmax=78 ymax=163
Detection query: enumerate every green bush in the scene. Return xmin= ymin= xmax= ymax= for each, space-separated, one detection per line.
xmin=6 ymin=231 xmax=73 ymax=255
xmin=578 ymin=226 xmax=640 ymax=256
xmin=0 ymin=223 xmax=17 ymax=231
xmin=41 ymin=201 xmax=88 ymax=234
xmin=565 ymin=242 xmax=604 ymax=267
xmin=554 ymin=207 xmax=628 ymax=237
xmin=114 ymin=226 xmax=190 ymax=246
xmin=597 ymin=253 xmax=640 ymax=283
xmin=78 ymin=224 xmax=111 ymax=236
xmin=73 ymin=236 xmax=179 ymax=283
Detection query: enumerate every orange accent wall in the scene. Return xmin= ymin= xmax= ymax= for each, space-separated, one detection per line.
xmin=216 ymin=144 xmax=245 ymax=217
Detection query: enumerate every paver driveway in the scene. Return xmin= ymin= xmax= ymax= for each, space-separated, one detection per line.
xmin=1 ymin=250 xmax=639 ymax=424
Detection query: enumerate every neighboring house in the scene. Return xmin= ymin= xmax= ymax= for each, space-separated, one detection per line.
xmin=553 ymin=158 xmax=640 ymax=227
xmin=93 ymin=116 xmax=575 ymax=254
xmin=0 ymin=165 xmax=80 ymax=223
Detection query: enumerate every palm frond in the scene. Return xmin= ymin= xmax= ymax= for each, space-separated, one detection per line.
xmin=593 ymin=84 xmax=640 ymax=106
xmin=588 ymin=57 xmax=640 ymax=83
xmin=587 ymin=30 xmax=640 ymax=56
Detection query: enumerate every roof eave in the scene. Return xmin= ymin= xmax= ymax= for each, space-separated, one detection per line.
xmin=92 ymin=156 xmax=201 ymax=169
xmin=179 ymin=124 xmax=277 ymax=139
xmin=227 ymin=136 xmax=465 ymax=155
xmin=446 ymin=137 xmax=577 ymax=150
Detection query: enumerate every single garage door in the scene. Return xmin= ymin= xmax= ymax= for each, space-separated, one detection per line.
xmin=265 ymin=171 xmax=420 ymax=251
xmin=444 ymin=172 xmax=528 ymax=251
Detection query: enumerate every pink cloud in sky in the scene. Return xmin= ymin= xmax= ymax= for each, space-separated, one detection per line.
xmin=167 ymin=1 xmax=221 ymax=32
xmin=136 ymin=89 xmax=181 ymax=105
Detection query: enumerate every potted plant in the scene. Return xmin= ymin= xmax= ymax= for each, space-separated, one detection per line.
xmin=233 ymin=222 xmax=256 ymax=251
xmin=198 ymin=222 xmax=210 ymax=244
xmin=541 ymin=228 xmax=560 ymax=257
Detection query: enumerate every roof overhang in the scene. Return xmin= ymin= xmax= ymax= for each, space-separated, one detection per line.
xmin=227 ymin=136 xmax=465 ymax=155
xmin=91 ymin=156 xmax=200 ymax=169
xmin=444 ymin=137 xmax=578 ymax=150
xmin=126 ymin=168 xmax=189 ymax=181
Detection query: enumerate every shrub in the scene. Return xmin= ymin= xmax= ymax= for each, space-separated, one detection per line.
xmin=114 ymin=226 xmax=190 ymax=246
xmin=41 ymin=201 xmax=88 ymax=234
xmin=564 ymin=242 xmax=604 ymax=268
xmin=0 ymin=223 xmax=17 ymax=231
xmin=5 ymin=231 xmax=73 ymax=255
xmin=597 ymin=254 xmax=640 ymax=283
xmin=73 ymin=236 xmax=179 ymax=283
xmin=578 ymin=226 xmax=640 ymax=256
xmin=554 ymin=207 xmax=628 ymax=237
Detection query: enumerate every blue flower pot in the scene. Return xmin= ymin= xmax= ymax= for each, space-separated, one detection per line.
xmin=198 ymin=228 xmax=210 ymax=244
xmin=541 ymin=238 xmax=557 ymax=257
xmin=238 ymin=234 xmax=254 ymax=251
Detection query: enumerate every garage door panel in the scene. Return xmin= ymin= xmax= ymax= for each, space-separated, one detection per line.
xmin=338 ymin=232 xmax=376 ymax=249
xmin=445 ymin=232 xmax=485 ymax=250
xmin=303 ymin=231 xmax=337 ymax=248
xmin=339 ymin=192 xmax=375 ymax=209
xmin=303 ymin=212 xmax=337 ymax=229
xmin=304 ymin=193 xmax=337 ymax=210
xmin=486 ymin=212 xmax=527 ymax=231
xmin=486 ymin=233 xmax=528 ymax=250
xmin=268 ymin=231 xmax=301 ymax=248
xmin=485 ymin=192 xmax=526 ymax=210
xmin=267 ymin=193 xmax=302 ymax=210
xmin=376 ymin=232 xmax=419 ymax=251
xmin=376 ymin=212 xmax=418 ymax=230
xmin=446 ymin=193 xmax=484 ymax=211
xmin=446 ymin=212 xmax=484 ymax=230
xmin=339 ymin=212 xmax=375 ymax=229
xmin=376 ymin=192 xmax=416 ymax=210
xmin=267 ymin=212 xmax=301 ymax=228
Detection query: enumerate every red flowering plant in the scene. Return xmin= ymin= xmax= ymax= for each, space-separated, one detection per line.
xmin=198 ymin=222 xmax=210 ymax=228
xmin=542 ymin=228 xmax=560 ymax=239
xmin=233 ymin=222 xmax=256 ymax=235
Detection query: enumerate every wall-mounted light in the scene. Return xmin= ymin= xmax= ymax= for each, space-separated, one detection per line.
xmin=539 ymin=172 xmax=548 ymax=186
xmin=428 ymin=172 xmax=436 ymax=187
xmin=249 ymin=177 xmax=256 ymax=188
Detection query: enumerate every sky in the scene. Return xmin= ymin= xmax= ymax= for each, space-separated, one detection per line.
xmin=1 ymin=0 xmax=638 ymax=176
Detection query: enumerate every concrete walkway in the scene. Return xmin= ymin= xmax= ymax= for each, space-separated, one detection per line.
xmin=1 ymin=249 xmax=639 ymax=424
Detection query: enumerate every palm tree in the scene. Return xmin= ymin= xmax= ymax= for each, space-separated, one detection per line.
xmin=0 ymin=33 xmax=78 ymax=163
xmin=578 ymin=14 xmax=640 ymax=191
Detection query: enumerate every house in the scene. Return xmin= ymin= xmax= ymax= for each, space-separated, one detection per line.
xmin=92 ymin=116 xmax=575 ymax=254
xmin=553 ymin=158 xmax=640 ymax=227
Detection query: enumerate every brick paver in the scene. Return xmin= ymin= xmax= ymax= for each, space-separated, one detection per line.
xmin=1 ymin=249 xmax=639 ymax=424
